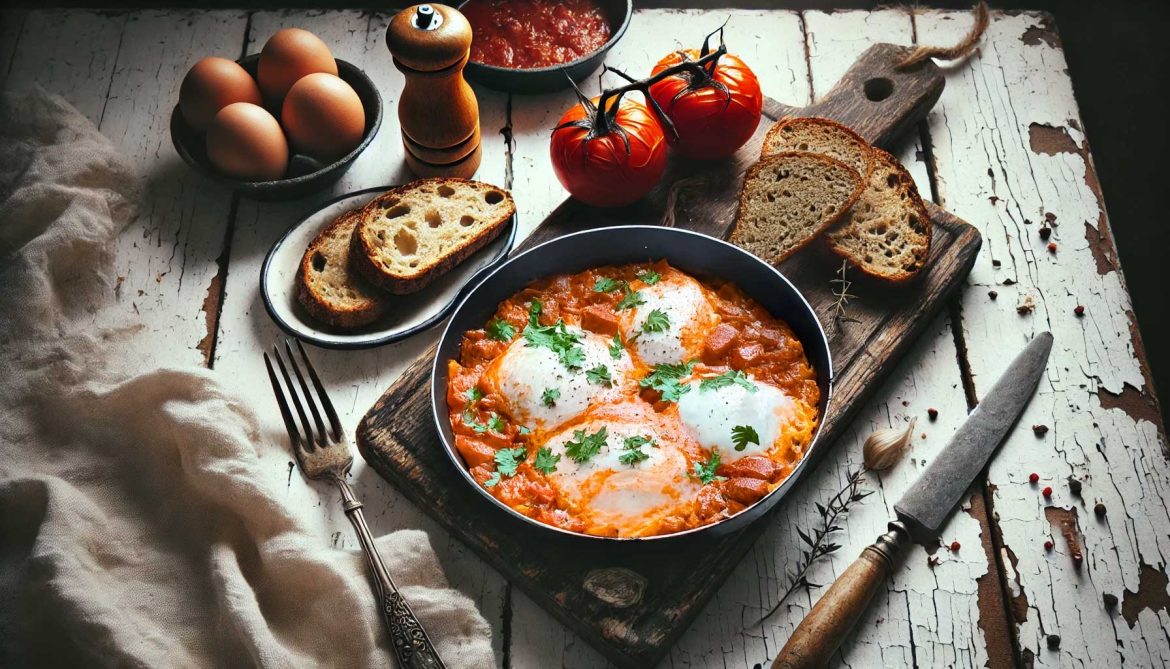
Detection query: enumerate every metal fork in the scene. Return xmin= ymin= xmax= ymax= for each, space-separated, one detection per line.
xmin=264 ymin=340 xmax=445 ymax=669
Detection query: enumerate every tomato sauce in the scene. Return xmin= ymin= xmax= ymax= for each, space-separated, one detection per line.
xmin=447 ymin=261 xmax=820 ymax=537
xmin=462 ymin=0 xmax=613 ymax=69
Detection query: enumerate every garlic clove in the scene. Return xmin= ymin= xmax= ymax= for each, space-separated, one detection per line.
xmin=863 ymin=417 xmax=917 ymax=471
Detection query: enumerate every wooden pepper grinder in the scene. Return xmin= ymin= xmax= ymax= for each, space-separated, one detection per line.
xmin=387 ymin=4 xmax=481 ymax=178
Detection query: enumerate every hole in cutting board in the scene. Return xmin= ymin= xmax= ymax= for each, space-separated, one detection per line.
xmin=864 ymin=77 xmax=893 ymax=101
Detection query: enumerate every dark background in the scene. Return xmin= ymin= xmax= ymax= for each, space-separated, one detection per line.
xmin=7 ymin=0 xmax=1168 ymax=425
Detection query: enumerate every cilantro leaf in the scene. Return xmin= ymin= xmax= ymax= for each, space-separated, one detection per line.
xmin=609 ymin=333 xmax=623 ymax=359
xmin=463 ymin=387 xmax=484 ymax=403
xmin=615 ymin=286 xmax=646 ymax=311
xmin=534 ymin=447 xmax=560 ymax=474
xmin=618 ymin=435 xmax=654 ymax=465
xmin=485 ymin=318 xmax=516 ymax=342
xmin=523 ymin=319 xmax=585 ymax=371
xmin=564 ymin=427 xmax=607 ymax=463
xmin=593 ymin=277 xmax=622 ymax=293
xmin=528 ymin=299 xmax=543 ymax=326
xmin=691 ymin=450 xmax=725 ymax=484
xmin=637 ymin=269 xmax=661 ymax=285
xmin=463 ymin=410 xmax=487 ymax=433
xmin=640 ymin=309 xmax=671 ymax=335
xmin=699 ymin=370 xmax=758 ymax=393
xmin=585 ymin=364 xmax=612 ymax=387
xmin=485 ymin=446 xmax=527 ymax=487
xmin=541 ymin=387 xmax=560 ymax=407
xmin=731 ymin=425 xmax=760 ymax=451
xmin=518 ymin=425 xmax=531 ymax=435
xmin=488 ymin=413 xmax=506 ymax=433
xmin=639 ymin=360 xmax=698 ymax=403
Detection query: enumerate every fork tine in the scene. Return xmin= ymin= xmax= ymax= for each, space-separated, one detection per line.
xmin=264 ymin=352 xmax=305 ymax=451
xmin=284 ymin=340 xmax=328 ymax=448
xmin=272 ymin=344 xmax=316 ymax=451
xmin=295 ymin=339 xmax=342 ymax=443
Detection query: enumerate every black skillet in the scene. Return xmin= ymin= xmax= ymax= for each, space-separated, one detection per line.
xmin=430 ymin=225 xmax=833 ymax=541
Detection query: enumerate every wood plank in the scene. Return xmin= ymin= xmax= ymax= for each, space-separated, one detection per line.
xmin=919 ymin=9 xmax=1170 ymax=666
xmin=208 ymin=9 xmax=511 ymax=664
xmin=6 ymin=10 xmax=246 ymax=370
xmin=0 ymin=10 xmax=27 ymax=80
xmin=356 ymin=10 xmax=985 ymax=665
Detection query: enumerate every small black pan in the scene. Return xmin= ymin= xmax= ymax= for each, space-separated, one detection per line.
xmin=430 ymin=226 xmax=833 ymax=542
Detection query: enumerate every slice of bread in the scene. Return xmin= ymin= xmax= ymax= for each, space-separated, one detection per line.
xmin=761 ymin=117 xmax=873 ymax=181
xmin=296 ymin=209 xmax=389 ymax=328
xmin=729 ymin=152 xmax=864 ymax=265
xmin=351 ymin=178 xmax=516 ymax=294
xmin=825 ymin=148 xmax=933 ymax=282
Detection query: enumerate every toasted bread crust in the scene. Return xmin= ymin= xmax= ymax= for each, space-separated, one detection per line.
xmin=295 ymin=209 xmax=388 ymax=329
xmin=730 ymin=151 xmax=865 ymax=265
xmin=762 ymin=117 xmax=875 ymax=179
xmin=351 ymin=178 xmax=515 ymax=295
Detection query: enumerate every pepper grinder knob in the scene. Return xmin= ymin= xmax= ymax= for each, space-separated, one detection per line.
xmin=387 ymin=3 xmax=481 ymax=178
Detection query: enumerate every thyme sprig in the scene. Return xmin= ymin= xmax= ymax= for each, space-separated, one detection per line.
xmin=756 ymin=468 xmax=871 ymax=625
xmin=830 ymin=259 xmax=860 ymax=332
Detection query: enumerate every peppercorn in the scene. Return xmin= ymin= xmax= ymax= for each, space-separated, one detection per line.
xmin=992 ymin=259 xmax=1002 ymax=267
xmin=1029 ymin=472 xmax=1040 ymax=484
xmin=1039 ymin=226 xmax=1052 ymax=240
xmin=928 ymin=408 xmax=939 ymax=421
xmin=1103 ymin=593 xmax=1118 ymax=609
xmin=1044 ymin=540 xmax=1054 ymax=551
xmin=1043 ymin=486 xmax=1053 ymax=498
xmin=1074 ymin=305 xmax=1085 ymax=317
xmin=950 ymin=540 xmax=961 ymax=552
xmin=1068 ymin=477 xmax=1082 ymax=496
xmin=988 ymin=290 xmax=998 ymax=300
xmin=1095 ymin=502 xmax=1107 ymax=518
xmin=1047 ymin=242 xmax=1057 ymax=253
xmin=1047 ymin=634 xmax=1061 ymax=650
xmin=1033 ymin=424 xmax=1049 ymax=436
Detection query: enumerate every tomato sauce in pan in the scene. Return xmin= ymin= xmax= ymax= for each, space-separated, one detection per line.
xmin=446 ymin=261 xmax=820 ymax=537
xmin=462 ymin=0 xmax=613 ymax=69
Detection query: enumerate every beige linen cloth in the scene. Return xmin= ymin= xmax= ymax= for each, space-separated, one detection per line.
xmin=0 ymin=87 xmax=495 ymax=668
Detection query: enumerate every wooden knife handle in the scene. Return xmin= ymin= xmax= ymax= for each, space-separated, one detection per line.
xmin=773 ymin=522 xmax=910 ymax=669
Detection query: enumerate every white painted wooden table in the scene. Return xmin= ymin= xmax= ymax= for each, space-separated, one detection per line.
xmin=3 ymin=7 xmax=1167 ymax=667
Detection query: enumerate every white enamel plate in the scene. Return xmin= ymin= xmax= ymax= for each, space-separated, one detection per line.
xmin=260 ymin=186 xmax=518 ymax=349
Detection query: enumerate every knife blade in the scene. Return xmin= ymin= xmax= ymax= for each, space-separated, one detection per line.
xmin=773 ymin=332 xmax=1053 ymax=669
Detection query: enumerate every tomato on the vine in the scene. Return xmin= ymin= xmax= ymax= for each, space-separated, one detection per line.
xmin=550 ymin=91 xmax=668 ymax=208
xmin=648 ymin=39 xmax=762 ymax=160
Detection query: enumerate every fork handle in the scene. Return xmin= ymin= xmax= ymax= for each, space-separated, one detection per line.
xmin=336 ymin=478 xmax=446 ymax=669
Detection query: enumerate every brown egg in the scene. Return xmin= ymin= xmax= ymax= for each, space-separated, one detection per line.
xmin=281 ymin=73 xmax=366 ymax=164
xmin=257 ymin=28 xmax=338 ymax=104
xmin=179 ymin=57 xmax=263 ymax=131
xmin=206 ymin=102 xmax=289 ymax=182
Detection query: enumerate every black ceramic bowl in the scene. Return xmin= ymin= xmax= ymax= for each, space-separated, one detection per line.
xmin=431 ymin=226 xmax=833 ymax=542
xmin=170 ymin=55 xmax=382 ymax=201
xmin=459 ymin=0 xmax=632 ymax=94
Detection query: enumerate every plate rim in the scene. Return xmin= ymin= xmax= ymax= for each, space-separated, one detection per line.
xmin=259 ymin=184 xmax=520 ymax=350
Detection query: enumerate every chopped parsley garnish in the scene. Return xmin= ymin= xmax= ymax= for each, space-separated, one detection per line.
xmin=699 ymin=370 xmax=758 ymax=393
xmin=528 ymin=299 xmax=543 ymax=326
xmin=484 ymin=446 xmax=527 ymax=487
xmin=615 ymin=285 xmax=646 ymax=311
xmin=691 ymin=450 xmax=726 ymax=485
xmin=640 ymin=309 xmax=671 ymax=335
xmin=564 ymin=426 xmax=608 ymax=463
xmin=518 ymin=425 xmax=531 ymax=435
xmin=523 ymin=319 xmax=585 ymax=370
xmin=586 ymin=364 xmax=613 ymax=387
xmin=593 ymin=277 xmax=622 ymax=293
xmin=465 ymin=410 xmax=506 ymax=434
xmin=486 ymin=413 xmax=505 ymax=433
xmin=533 ymin=447 xmax=560 ymax=474
xmin=731 ymin=425 xmax=760 ymax=451
xmin=541 ymin=387 xmax=560 ymax=407
xmin=463 ymin=387 xmax=484 ymax=403
xmin=637 ymin=269 xmax=661 ymax=285
xmin=485 ymin=318 xmax=516 ymax=342
xmin=609 ymin=333 xmax=623 ymax=359
xmin=618 ymin=435 xmax=654 ymax=465
xmin=639 ymin=359 xmax=698 ymax=402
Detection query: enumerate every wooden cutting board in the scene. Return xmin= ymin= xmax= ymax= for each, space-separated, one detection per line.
xmin=357 ymin=44 xmax=982 ymax=668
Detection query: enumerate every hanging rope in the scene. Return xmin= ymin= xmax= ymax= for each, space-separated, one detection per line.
xmin=896 ymin=1 xmax=990 ymax=70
